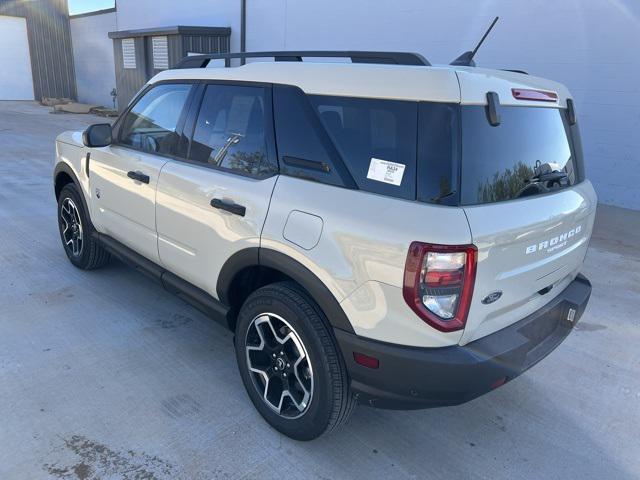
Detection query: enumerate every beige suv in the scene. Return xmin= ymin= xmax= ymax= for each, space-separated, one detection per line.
xmin=53 ymin=51 xmax=595 ymax=440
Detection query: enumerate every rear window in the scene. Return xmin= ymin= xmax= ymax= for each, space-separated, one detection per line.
xmin=310 ymin=95 xmax=417 ymax=200
xmin=278 ymin=93 xmax=583 ymax=206
xmin=460 ymin=106 xmax=579 ymax=205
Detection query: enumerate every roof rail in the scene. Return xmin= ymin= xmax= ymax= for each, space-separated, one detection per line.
xmin=174 ymin=51 xmax=431 ymax=69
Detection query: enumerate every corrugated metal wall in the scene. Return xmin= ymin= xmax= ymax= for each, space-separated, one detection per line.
xmin=112 ymin=36 xmax=148 ymax=110
xmin=182 ymin=35 xmax=231 ymax=56
xmin=0 ymin=0 xmax=76 ymax=100
xmin=112 ymin=30 xmax=230 ymax=110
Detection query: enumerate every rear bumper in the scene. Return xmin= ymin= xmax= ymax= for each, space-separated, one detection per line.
xmin=335 ymin=273 xmax=592 ymax=410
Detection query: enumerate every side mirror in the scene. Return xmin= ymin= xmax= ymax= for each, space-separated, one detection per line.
xmin=82 ymin=123 xmax=112 ymax=148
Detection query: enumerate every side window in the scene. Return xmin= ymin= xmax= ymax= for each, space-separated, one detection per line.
xmin=273 ymin=85 xmax=355 ymax=188
xmin=189 ymin=84 xmax=277 ymax=177
xmin=119 ymin=83 xmax=192 ymax=156
xmin=309 ymin=95 xmax=417 ymax=200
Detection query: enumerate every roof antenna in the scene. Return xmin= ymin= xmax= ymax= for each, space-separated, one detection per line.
xmin=450 ymin=16 xmax=499 ymax=67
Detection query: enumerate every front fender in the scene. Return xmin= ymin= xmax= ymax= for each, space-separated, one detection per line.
xmin=53 ymin=161 xmax=91 ymax=219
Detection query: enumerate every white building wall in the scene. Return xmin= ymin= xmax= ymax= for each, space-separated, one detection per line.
xmin=76 ymin=0 xmax=639 ymax=209
xmin=114 ymin=0 xmax=241 ymax=53
xmin=70 ymin=11 xmax=117 ymax=107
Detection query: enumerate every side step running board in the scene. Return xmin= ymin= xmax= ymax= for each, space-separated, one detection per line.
xmin=93 ymin=232 xmax=230 ymax=328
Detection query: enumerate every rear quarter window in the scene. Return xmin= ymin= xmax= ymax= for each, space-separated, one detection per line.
xmin=273 ymin=85 xmax=353 ymax=188
xmin=310 ymin=95 xmax=417 ymax=200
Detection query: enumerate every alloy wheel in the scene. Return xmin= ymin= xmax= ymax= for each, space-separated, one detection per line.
xmin=245 ymin=313 xmax=314 ymax=419
xmin=60 ymin=197 xmax=83 ymax=257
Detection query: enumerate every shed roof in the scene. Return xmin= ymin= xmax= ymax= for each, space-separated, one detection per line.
xmin=108 ymin=26 xmax=231 ymax=39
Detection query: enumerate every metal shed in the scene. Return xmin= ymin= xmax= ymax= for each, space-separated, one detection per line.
xmin=108 ymin=26 xmax=231 ymax=110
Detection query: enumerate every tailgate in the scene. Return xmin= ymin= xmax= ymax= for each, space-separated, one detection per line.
xmin=461 ymin=181 xmax=597 ymax=345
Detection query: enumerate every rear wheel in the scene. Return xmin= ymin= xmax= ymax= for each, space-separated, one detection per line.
xmin=235 ymin=282 xmax=355 ymax=440
xmin=57 ymin=183 xmax=110 ymax=270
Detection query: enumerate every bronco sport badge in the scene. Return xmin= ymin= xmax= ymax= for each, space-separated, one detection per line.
xmin=526 ymin=225 xmax=582 ymax=255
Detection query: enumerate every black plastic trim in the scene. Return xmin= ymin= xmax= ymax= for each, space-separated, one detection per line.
xmin=161 ymin=271 xmax=229 ymax=323
xmin=485 ymin=91 xmax=501 ymax=126
xmin=53 ymin=163 xmax=90 ymax=216
xmin=175 ymin=50 xmax=431 ymax=69
xmin=210 ymin=198 xmax=246 ymax=217
xmin=94 ymin=233 xmax=230 ymax=326
xmin=94 ymin=237 xmax=354 ymax=334
xmin=335 ymin=274 xmax=592 ymax=410
xmin=282 ymin=156 xmax=330 ymax=172
xmin=127 ymin=171 xmax=150 ymax=184
xmin=216 ymin=248 xmax=260 ymax=306
xmin=95 ymin=233 xmax=164 ymax=283
xmin=259 ymin=249 xmax=355 ymax=333
xmin=567 ymin=98 xmax=577 ymax=125
xmin=216 ymin=248 xmax=355 ymax=334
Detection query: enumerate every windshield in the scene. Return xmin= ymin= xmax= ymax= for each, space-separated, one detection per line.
xmin=460 ymin=106 xmax=579 ymax=205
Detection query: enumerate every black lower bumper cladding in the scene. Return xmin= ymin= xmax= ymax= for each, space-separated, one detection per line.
xmin=335 ymin=274 xmax=592 ymax=410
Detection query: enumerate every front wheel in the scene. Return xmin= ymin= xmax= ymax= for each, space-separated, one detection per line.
xmin=57 ymin=183 xmax=110 ymax=270
xmin=235 ymin=282 xmax=355 ymax=440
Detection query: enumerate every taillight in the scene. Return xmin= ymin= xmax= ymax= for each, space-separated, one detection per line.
xmin=403 ymin=243 xmax=477 ymax=332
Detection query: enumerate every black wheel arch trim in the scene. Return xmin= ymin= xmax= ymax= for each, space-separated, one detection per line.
xmin=217 ymin=247 xmax=355 ymax=334
xmin=54 ymin=162 xmax=91 ymax=223
xmin=217 ymin=247 xmax=260 ymax=306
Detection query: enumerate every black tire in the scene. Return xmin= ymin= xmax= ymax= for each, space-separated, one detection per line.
xmin=57 ymin=183 xmax=110 ymax=270
xmin=235 ymin=281 xmax=356 ymax=440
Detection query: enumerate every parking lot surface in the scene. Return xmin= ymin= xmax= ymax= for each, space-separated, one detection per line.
xmin=0 ymin=101 xmax=638 ymax=479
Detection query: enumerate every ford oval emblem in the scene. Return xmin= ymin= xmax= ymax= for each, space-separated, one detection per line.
xmin=482 ymin=291 xmax=503 ymax=305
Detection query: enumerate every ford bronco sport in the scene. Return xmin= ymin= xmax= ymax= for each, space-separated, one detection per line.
xmin=53 ymin=50 xmax=595 ymax=440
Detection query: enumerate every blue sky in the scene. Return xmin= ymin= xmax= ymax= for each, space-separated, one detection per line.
xmin=68 ymin=0 xmax=115 ymax=15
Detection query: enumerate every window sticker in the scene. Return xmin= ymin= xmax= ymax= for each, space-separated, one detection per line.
xmin=366 ymin=158 xmax=405 ymax=186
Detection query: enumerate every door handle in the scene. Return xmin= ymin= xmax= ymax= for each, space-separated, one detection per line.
xmin=210 ymin=198 xmax=246 ymax=217
xmin=127 ymin=170 xmax=150 ymax=184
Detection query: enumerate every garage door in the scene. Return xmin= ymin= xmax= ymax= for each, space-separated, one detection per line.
xmin=0 ymin=16 xmax=34 ymax=100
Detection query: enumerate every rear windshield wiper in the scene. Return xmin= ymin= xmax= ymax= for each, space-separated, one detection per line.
xmin=526 ymin=171 xmax=567 ymax=185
